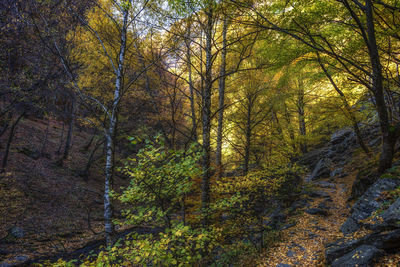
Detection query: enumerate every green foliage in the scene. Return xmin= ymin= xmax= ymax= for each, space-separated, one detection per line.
xmin=110 ymin=223 xmax=218 ymax=266
xmin=380 ymin=166 xmax=400 ymax=180
xmin=118 ymin=135 xmax=202 ymax=227
xmin=211 ymin=165 xmax=304 ymax=243
xmin=51 ymin=224 xmax=219 ymax=267
xmin=209 ymin=241 xmax=258 ymax=267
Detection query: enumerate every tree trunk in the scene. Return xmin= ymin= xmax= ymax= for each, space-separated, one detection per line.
xmin=201 ymin=5 xmax=213 ymax=227
xmin=284 ymin=103 xmax=296 ymax=151
xmin=365 ymin=0 xmax=396 ymax=172
xmin=244 ymin=98 xmax=252 ymax=176
xmin=1 ymin=112 xmax=24 ymax=173
xmin=40 ymin=118 xmax=51 ymax=156
xmin=186 ymin=21 xmax=198 ymax=143
xmin=0 ymin=112 xmax=12 ymax=139
xmin=297 ymin=87 xmax=307 ymax=153
xmin=103 ymin=8 xmax=128 ymax=246
xmin=83 ymin=127 xmax=97 ymax=152
xmin=81 ymin=139 xmax=104 ymax=180
xmin=316 ymin=52 xmax=370 ymax=156
xmin=56 ymin=121 xmax=65 ymax=155
xmin=216 ymin=17 xmax=228 ymax=178
xmin=61 ymin=99 xmax=75 ymax=164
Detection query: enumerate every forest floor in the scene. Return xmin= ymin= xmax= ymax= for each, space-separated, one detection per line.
xmin=258 ymin=167 xmax=356 ymax=266
xmin=257 ymin=162 xmax=400 ymax=267
xmin=0 ymin=117 xmax=130 ymax=265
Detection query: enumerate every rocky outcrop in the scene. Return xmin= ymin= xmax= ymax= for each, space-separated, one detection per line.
xmin=350 ymin=170 xmax=379 ymax=200
xmin=301 ymin=128 xmax=359 ymax=181
xmin=308 ymin=158 xmax=331 ymax=181
xmin=330 ymin=245 xmax=383 ymax=267
xmin=326 ymin=178 xmax=400 ymax=266
xmin=341 ymin=178 xmax=400 ymax=235
xmin=328 ymin=128 xmax=357 ymax=165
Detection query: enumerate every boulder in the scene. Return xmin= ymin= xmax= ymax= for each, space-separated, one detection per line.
xmin=330 ymin=245 xmax=383 ymax=267
xmin=309 ymin=158 xmax=331 ymax=180
xmin=330 ymin=128 xmax=354 ymax=146
xmin=290 ymin=198 xmax=310 ymax=210
xmin=305 ymin=208 xmax=329 ymax=216
xmin=298 ymin=147 xmax=330 ymax=169
xmin=8 ymin=226 xmax=25 ymax=239
xmin=326 ymin=229 xmax=400 ymax=264
xmin=328 ymin=128 xmax=357 ymax=159
xmin=330 ymin=168 xmax=344 ymax=178
xmin=378 ymin=198 xmax=400 ymax=229
xmin=314 ymin=181 xmax=336 ymax=189
xmin=263 ymin=206 xmax=286 ymax=230
xmin=306 ymin=190 xmax=330 ymax=199
xmin=350 ymin=171 xmax=379 ymax=200
xmin=365 ymin=197 xmax=400 ymax=231
xmin=341 ymin=178 xmax=400 ymax=235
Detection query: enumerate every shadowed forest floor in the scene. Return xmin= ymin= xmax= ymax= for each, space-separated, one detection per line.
xmin=258 ymin=168 xmax=355 ymax=266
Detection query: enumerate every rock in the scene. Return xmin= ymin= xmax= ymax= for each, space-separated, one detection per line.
xmin=289 ymin=242 xmax=305 ymax=251
xmin=340 ymin=217 xmax=360 ymax=235
xmin=298 ymin=147 xmax=330 ymax=169
xmin=306 ymin=190 xmax=330 ymax=199
xmin=8 ymin=226 xmax=25 ymax=239
xmin=263 ymin=206 xmax=286 ymax=230
xmin=341 ymin=178 xmax=400 ymax=235
xmin=309 ymin=158 xmax=331 ymax=180
xmin=326 ymin=238 xmax=363 ymax=263
xmin=330 ymin=168 xmax=343 ymax=178
xmin=14 ymin=255 xmax=29 ymax=262
xmin=350 ymin=171 xmax=379 ymax=200
xmin=314 ymin=181 xmax=335 ymax=189
xmin=367 ymin=198 xmax=400 ymax=231
xmin=369 ymin=137 xmax=381 ymax=148
xmin=280 ymin=223 xmax=296 ymax=230
xmin=377 ymin=198 xmax=400 ymax=229
xmin=330 ymin=245 xmax=383 ymax=267
xmin=313 ymin=226 xmax=327 ymax=231
xmin=290 ymin=198 xmax=310 ymax=210
xmin=326 ymin=229 xmax=400 ymax=263
xmin=286 ymin=250 xmax=296 ymax=257
xmin=330 ymin=128 xmax=354 ymax=146
xmin=305 ymin=208 xmax=329 ymax=216
xmin=317 ymin=201 xmax=331 ymax=211
xmin=308 ymin=232 xmax=319 ymax=238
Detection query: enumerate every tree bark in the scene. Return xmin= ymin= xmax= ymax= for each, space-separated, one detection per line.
xmin=186 ymin=21 xmax=198 ymax=143
xmin=0 ymin=112 xmax=12 ymax=139
xmin=244 ymin=97 xmax=252 ymax=176
xmin=103 ymin=7 xmax=128 ymax=246
xmin=201 ymin=5 xmax=213 ymax=227
xmin=365 ymin=0 xmax=396 ymax=172
xmin=56 ymin=121 xmax=65 ymax=155
xmin=61 ymin=98 xmax=75 ymax=164
xmin=1 ymin=112 xmax=24 ymax=173
xmin=316 ymin=52 xmax=370 ymax=156
xmin=297 ymin=86 xmax=307 ymax=154
xmin=216 ymin=17 xmax=228 ymax=178
xmin=40 ymin=118 xmax=51 ymax=156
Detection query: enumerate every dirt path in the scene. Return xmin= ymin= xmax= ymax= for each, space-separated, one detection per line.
xmin=258 ymin=171 xmax=357 ymax=266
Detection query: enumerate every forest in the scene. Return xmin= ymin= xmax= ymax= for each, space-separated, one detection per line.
xmin=1 ymin=0 xmax=400 ymax=266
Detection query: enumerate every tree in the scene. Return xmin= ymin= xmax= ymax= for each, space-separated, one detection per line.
xmin=235 ymin=0 xmax=400 ymax=172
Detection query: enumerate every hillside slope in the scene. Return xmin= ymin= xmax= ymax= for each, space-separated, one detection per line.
xmin=0 ymin=117 xmax=128 ymax=265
